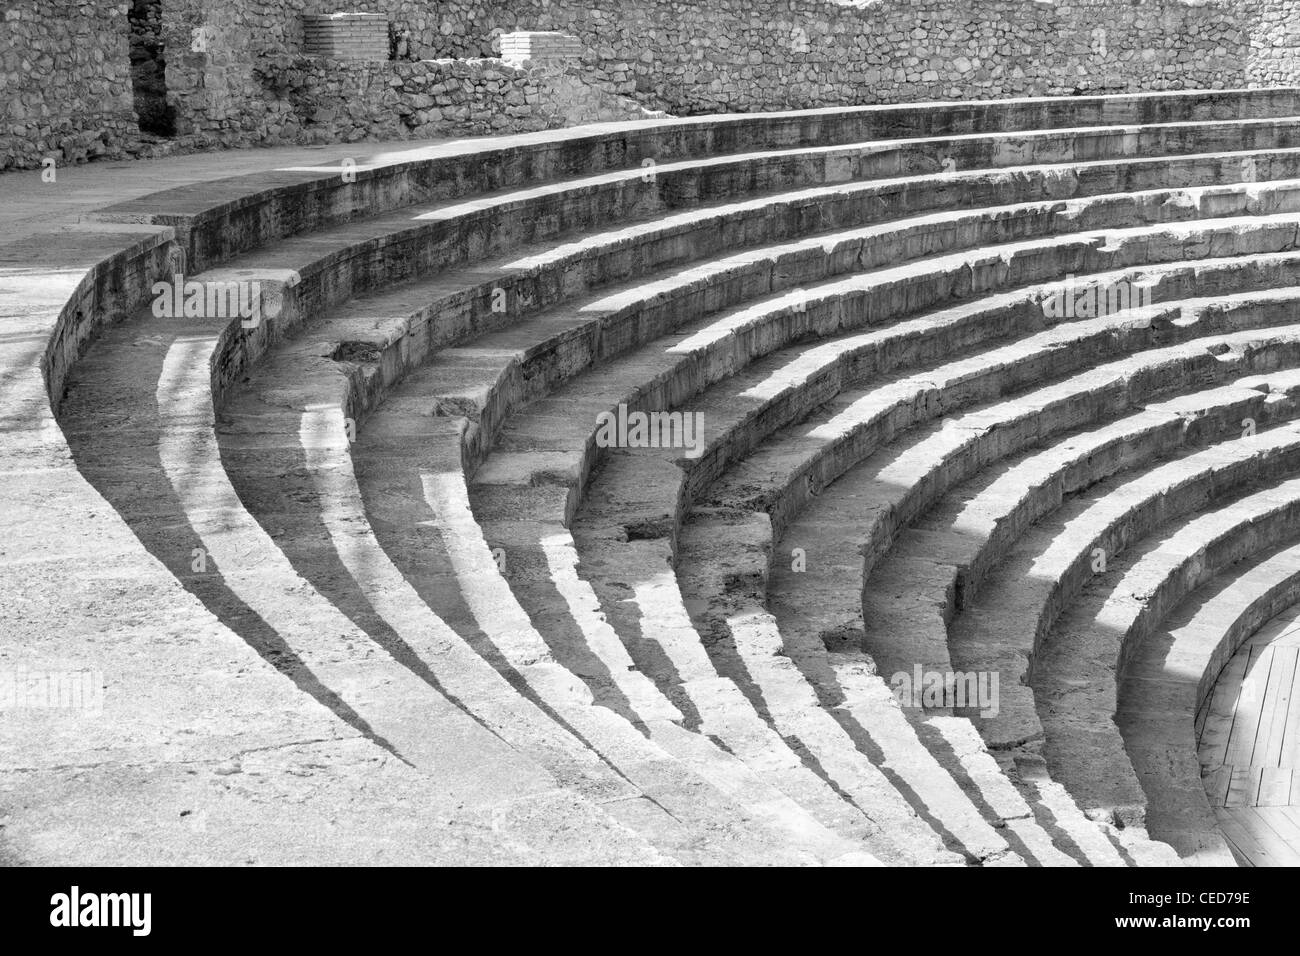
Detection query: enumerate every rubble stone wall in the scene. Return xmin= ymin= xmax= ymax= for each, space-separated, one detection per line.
xmin=419 ymin=0 xmax=1300 ymax=113
xmin=1 ymin=1 xmax=139 ymax=171
xmin=5 ymin=0 xmax=1300 ymax=172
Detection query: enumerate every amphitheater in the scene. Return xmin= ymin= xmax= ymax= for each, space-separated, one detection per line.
xmin=7 ymin=1 xmax=1300 ymax=868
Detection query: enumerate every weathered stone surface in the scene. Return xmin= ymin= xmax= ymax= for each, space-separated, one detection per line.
xmin=9 ymin=0 xmax=1300 ymax=171
xmin=0 ymin=2 xmax=138 ymax=171
xmin=11 ymin=86 xmax=1300 ymax=866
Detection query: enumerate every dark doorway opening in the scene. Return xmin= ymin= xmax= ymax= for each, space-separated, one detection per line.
xmin=129 ymin=0 xmax=176 ymax=136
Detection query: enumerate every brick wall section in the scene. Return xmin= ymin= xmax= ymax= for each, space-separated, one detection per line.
xmin=302 ymin=13 xmax=389 ymax=61
xmin=0 ymin=1 xmax=139 ymax=171
xmin=499 ymin=31 xmax=585 ymax=67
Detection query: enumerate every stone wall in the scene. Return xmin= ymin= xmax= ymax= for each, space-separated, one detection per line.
xmin=0 ymin=1 xmax=138 ymax=171
xmin=152 ymin=0 xmax=1300 ymax=133
xmin=414 ymin=0 xmax=1300 ymax=113
xmin=155 ymin=0 xmax=267 ymax=146
xmin=251 ymin=55 xmax=660 ymax=144
xmin=7 ymin=0 xmax=1300 ymax=173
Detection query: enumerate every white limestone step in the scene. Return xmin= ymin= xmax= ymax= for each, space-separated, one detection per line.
xmin=1035 ymin=475 xmax=1300 ymax=825
xmin=571 ymin=461 xmax=967 ymax=864
xmin=719 ymin=312 xmax=1300 ymax=678
xmin=1118 ymin=541 xmax=1300 ymax=864
xmin=945 ymin=419 xmax=1300 ymax=817
xmin=352 ymin=383 xmax=882 ymax=863
xmin=55 ymin=323 xmax=678 ymax=863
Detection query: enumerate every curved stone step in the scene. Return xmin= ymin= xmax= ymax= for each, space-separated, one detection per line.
xmin=335 ymin=218 xmax=1300 ymax=868
xmin=922 ymin=371 xmax=1300 ymax=618
xmin=0 ymin=227 xmax=690 ymax=865
xmin=52 ymin=315 xmax=690 ymax=864
xmin=354 ymin=423 xmax=881 ymax=864
xmin=768 ymin=366 xmax=1292 ymax=665
xmin=68 ymin=303 xmax=884 ymax=863
xmin=675 ymin=282 xmax=1300 ymax=634
xmin=22 ymin=91 xmax=1300 ymax=864
xmin=38 ymin=91 xmax=1300 ymax=868
xmin=93 ymin=88 xmax=1300 ymax=270
xmin=168 ymin=120 xmax=1300 ymax=399
xmin=846 ymin=323 xmax=1300 ymax=677
xmin=457 ymin=258 xmax=1300 ymax=866
xmin=674 ymin=223 xmax=1300 ymax=508
xmin=568 ymin=458 xmax=972 ymax=864
xmin=947 ymin=417 xmax=1300 ymax=808
xmin=1118 ymin=539 xmax=1300 ymax=864
xmin=216 ymin=353 xmax=740 ymax=840
xmin=1032 ymin=472 xmax=1300 ymax=824
xmin=671 ymin=321 xmax=1300 ymax=866
xmin=449 ymin=221 xmax=1300 ymax=868
xmin=683 ymin=335 xmax=1300 ymax=866
xmin=406 ymin=196 xmax=1300 ymax=504
xmin=676 ymin=505 xmax=1146 ymax=866
xmin=463 ymin=461 xmax=903 ymax=861
xmin=670 ymin=508 xmax=1034 ymax=863
xmin=855 ymin=367 xmax=1300 ymax=733
xmin=205 ymin=264 xmax=890 ymax=861
xmin=299 ymin=137 xmax=1300 ymax=366
xmin=185 ymin=123 xmax=1237 ymax=863
xmin=50 ymin=119 xmax=1175 ymax=868
xmin=206 ymin=144 xmax=1300 ymax=425
xmin=775 ymin=371 xmax=1300 ymax=863
xmin=466 ymin=246 xmax=1300 ymax=555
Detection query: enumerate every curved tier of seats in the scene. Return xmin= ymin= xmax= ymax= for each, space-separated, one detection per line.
xmin=958 ymin=429 xmax=1300 ymax=793
xmin=1118 ymin=537 xmax=1300 ymax=864
xmin=747 ymin=323 xmax=1300 ymax=843
xmin=18 ymin=89 xmax=1300 ymax=863
xmin=459 ymin=231 xmax=1300 ymax=859
xmin=592 ymin=319 xmax=1300 ymax=856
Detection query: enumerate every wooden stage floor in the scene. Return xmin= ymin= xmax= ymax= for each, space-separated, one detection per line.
xmin=1199 ymin=607 xmax=1300 ymax=865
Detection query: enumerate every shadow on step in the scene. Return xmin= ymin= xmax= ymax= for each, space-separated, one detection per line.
xmin=216 ymin=431 xmax=522 ymax=747
xmin=354 ymin=454 xmax=650 ymax=743
xmin=58 ymin=328 xmax=407 ymax=762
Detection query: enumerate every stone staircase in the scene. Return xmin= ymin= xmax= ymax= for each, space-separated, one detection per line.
xmin=11 ymin=89 xmax=1300 ymax=864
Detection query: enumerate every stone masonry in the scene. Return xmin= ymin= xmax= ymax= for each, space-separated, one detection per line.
xmin=253 ymin=54 xmax=664 ymax=142
xmin=0 ymin=1 xmax=139 ymax=171
xmin=8 ymin=0 xmax=1300 ymax=171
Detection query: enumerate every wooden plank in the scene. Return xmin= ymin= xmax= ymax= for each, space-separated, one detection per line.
xmin=1279 ymin=650 xmax=1300 ymax=768
xmin=1254 ymin=807 xmax=1300 ymax=846
xmin=1225 ymin=646 xmax=1272 ymax=767
xmin=1258 ymin=646 xmax=1298 ymax=767
xmin=1257 ymin=767 xmax=1293 ymax=807
xmin=1237 ymin=808 xmax=1300 ymax=865
xmin=1215 ymin=808 xmax=1300 ymax=866
xmin=1215 ymin=809 xmax=1269 ymax=866
xmin=1199 ymin=644 xmax=1255 ymax=770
